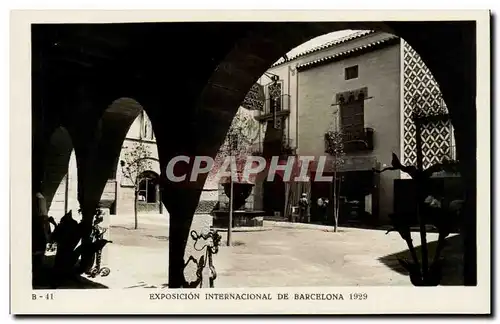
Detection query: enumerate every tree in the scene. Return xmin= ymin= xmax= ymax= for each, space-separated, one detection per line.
xmin=120 ymin=141 xmax=153 ymax=230
xmin=325 ymin=129 xmax=345 ymax=232
xmin=210 ymin=107 xmax=260 ymax=246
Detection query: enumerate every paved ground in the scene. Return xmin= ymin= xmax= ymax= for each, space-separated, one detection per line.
xmin=95 ymin=223 xmax=170 ymax=289
xmin=92 ymin=220 xmax=462 ymax=288
xmin=215 ymin=227 xmax=439 ymax=287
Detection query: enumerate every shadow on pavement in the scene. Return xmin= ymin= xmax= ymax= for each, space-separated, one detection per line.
xmin=378 ymin=234 xmax=464 ymax=285
xmin=125 ymin=282 xmax=169 ymax=289
xmin=33 ymin=255 xmax=109 ymax=289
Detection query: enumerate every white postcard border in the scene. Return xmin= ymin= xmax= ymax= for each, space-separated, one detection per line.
xmin=10 ymin=9 xmax=491 ymax=315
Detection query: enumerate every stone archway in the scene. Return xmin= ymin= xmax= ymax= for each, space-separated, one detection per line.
xmin=66 ymin=97 xmax=153 ymax=273
xmin=41 ymin=126 xmax=75 ymax=216
xmin=31 ymin=21 xmax=477 ymax=287
xmin=76 ymin=97 xmax=149 ymax=213
xmin=192 ymin=23 xmax=476 ymax=286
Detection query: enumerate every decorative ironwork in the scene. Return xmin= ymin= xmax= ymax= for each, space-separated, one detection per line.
xmin=325 ymin=128 xmax=374 ymax=153
xmin=49 ymin=208 xmax=112 ymax=279
xmin=255 ymin=94 xmax=291 ymax=121
xmin=184 ymin=229 xmax=222 ymax=288
xmin=344 ymin=128 xmax=374 ymax=151
xmin=86 ymin=209 xmax=111 ymax=278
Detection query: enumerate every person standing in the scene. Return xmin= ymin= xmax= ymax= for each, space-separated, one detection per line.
xmin=316 ymin=197 xmax=324 ymax=223
xmin=299 ymin=193 xmax=309 ymax=223
xmin=323 ymin=197 xmax=330 ymax=224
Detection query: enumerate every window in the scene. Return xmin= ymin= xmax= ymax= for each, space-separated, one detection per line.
xmin=340 ymin=99 xmax=364 ymax=136
xmin=138 ymin=172 xmax=159 ymax=203
xmin=345 ymin=65 xmax=359 ymax=80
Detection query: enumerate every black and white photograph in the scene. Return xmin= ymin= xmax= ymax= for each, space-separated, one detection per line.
xmin=9 ymin=9 xmax=491 ymax=315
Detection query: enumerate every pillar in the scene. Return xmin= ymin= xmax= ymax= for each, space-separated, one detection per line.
xmin=161 ymin=183 xmax=202 ymax=288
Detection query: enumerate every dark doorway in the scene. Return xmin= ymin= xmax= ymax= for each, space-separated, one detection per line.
xmin=137 ymin=171 xmax=161 ymax=214
xmin=263 ymin=175 xmax=285 ymax=217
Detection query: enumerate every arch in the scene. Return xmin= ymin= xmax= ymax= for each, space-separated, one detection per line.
xmin=191 ymin=24 xmax=468 ymax=182
xmin=40 ymin=126 xmax=75 ymax=215
xmin=195 ymin=23 xmax=473 ymax=129
xmin=31 ymin=22 xmax=477 ymax=288
xmin=191 ymin=23 xmax=476 ymax=286
xmin=79 ymin=97 xmax=159 ymax=213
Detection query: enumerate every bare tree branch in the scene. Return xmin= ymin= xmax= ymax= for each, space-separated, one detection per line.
xmin=121 ymin=141 xmax=153 ymax=187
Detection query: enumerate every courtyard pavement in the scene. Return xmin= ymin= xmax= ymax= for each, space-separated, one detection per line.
xmin=91 ymin=219 xmax=462 ymax=288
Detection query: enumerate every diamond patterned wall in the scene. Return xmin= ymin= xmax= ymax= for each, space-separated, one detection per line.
xmin=403 ymin=40 xmax=453 ymax=169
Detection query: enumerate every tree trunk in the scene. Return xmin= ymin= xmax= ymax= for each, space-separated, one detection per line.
xmin=134 ymin=191 xmax=138 ymax=230
xmin=336 ymin=174 xmax=342 ymax=231
xmin=333 ymin=170 xmax=338 ymax=232
xmin=227 ymin=176 xmax=233 ymax=246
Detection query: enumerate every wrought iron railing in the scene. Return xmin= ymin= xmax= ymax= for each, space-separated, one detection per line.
xmin=250 ymin=137 xmax=296 ymax=156
xmin=325 ymin=127 xmax=374 ymax=153
xmin=184 ymin=229 xmax=222 ymax=288
xmin=261 ymin=94 xmax=291 ymax=116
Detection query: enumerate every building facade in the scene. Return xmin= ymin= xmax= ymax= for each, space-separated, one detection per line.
xmin=247 ymin=30 xmax=456 ymax=224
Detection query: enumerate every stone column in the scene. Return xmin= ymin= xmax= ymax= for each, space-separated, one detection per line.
xmin=183 ymin=209 xmax=214 ymax=287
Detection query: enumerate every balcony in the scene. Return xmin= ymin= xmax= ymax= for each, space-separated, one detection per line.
xmin=344 ymin=127 xmax=374 ymax=152
xmin=325 ymin=127 xmax=374 ymax=154
xmin=251 ymin=137 xmax=296 ymax=157
xmin=255 ymin=94 xmax=291 ymax=122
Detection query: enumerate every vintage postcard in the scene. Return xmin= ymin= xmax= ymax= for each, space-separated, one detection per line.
xmin=10 ymin=9 xmax=491 ymax=315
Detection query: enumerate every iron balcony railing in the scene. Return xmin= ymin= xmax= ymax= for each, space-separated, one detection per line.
xmin=250 ymin=137 xmax=296 ymax=156
xmin=325 ymin=127 xmax=374 ymax=153
xmin=256 ymin=94 xmax=291 ymax=121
